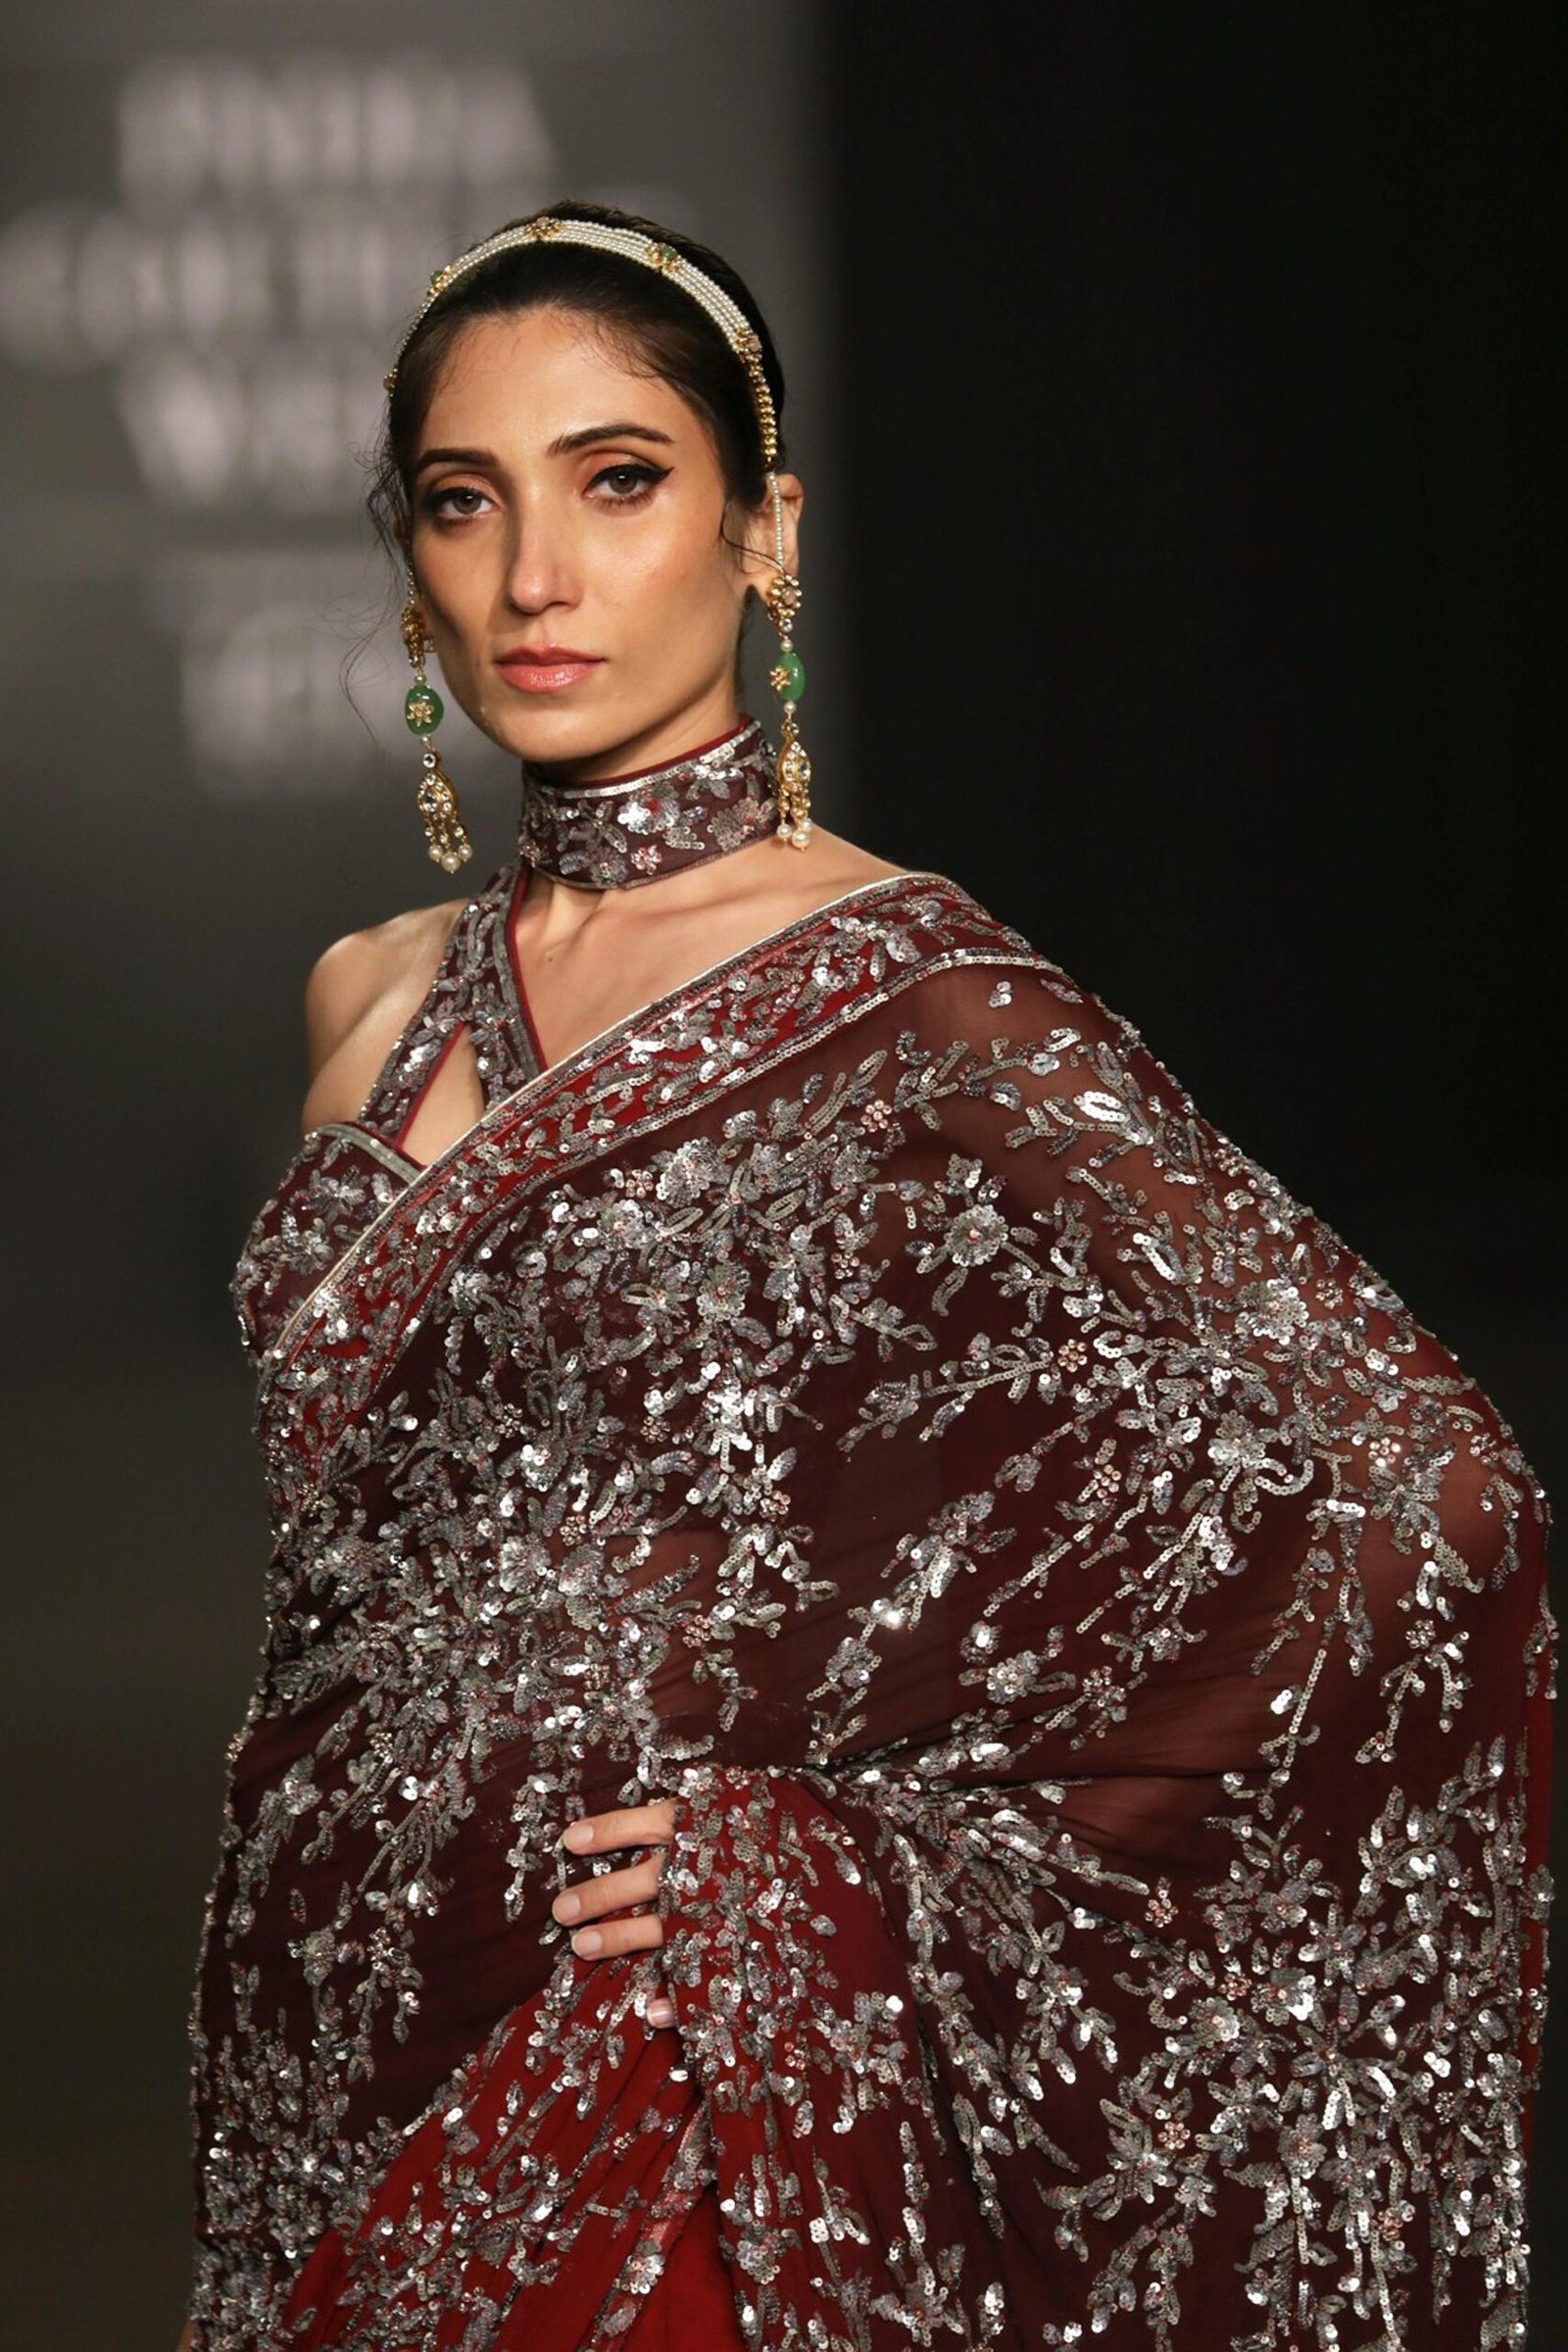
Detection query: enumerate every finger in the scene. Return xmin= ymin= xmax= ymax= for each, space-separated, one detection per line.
xmin=559 ymin=1799 xmax=679 ymax=1855
xmin=645 ymin=1996 xmax=677 ymax=2030
xmin=568 ymin=1910 xmax=666 ymax=1960
xmin=552 ymin=1856 xmax=663 ymax=1927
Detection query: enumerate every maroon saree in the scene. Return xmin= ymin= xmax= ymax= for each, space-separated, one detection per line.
xmin=188 ymin=860 xmax=1553 ymax=2349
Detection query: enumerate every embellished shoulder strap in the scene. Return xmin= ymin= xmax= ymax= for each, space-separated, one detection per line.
xmin=462 ymin=868 xmax=545 ymax=1102
xmin=353 ymin=881 xmax=496 ymax=1147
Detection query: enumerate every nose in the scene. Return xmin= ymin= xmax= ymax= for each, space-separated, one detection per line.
xmin=501 ymin=492 xmax=581 ymax=617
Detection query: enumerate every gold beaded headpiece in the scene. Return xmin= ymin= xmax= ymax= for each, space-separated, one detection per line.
xmin=387 ymin=213 xmax=812 ymax=856
xmin=383 ymin=214 xmax=779 ymax=471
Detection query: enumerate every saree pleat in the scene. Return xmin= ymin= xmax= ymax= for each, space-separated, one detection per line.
xmin=189 ymin=869 xmax=1553 ymax=2350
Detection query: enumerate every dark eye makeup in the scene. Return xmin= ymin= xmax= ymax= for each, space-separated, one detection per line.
xmin=419 ymin=460 xmax=671 ymax=521
xmin=589 ymin=461 xmax=670 ymax=503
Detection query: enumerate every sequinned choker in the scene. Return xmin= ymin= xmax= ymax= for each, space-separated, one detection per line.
xmin=514 ymin=717 xmax=782 ymax=890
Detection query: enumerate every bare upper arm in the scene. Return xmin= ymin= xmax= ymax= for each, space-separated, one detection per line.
xmin=299 ymin=897 xmax=467 ymax=1136
xmin=303 ymin=929 xmax=387 ymax=1087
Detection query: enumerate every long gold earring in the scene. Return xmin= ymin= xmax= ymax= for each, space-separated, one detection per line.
xmin=762 ymin=474 xmax=812 ymax=849
xmin=400 ymin=583 xmax=472 ymax=874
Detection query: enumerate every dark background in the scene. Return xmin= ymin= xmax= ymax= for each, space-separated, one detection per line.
xmin=2 ymin=7 xmax=1561 ymax=2344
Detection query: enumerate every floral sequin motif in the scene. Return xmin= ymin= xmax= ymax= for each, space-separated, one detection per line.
xmin=190 ymin=868 xmax=1553 ymax=2351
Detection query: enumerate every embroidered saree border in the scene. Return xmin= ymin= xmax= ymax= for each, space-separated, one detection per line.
xmin=256 ymin=875 xmax=1044 ymax=1482
xmin=261 ymin=870 xmax=964 ymax=1376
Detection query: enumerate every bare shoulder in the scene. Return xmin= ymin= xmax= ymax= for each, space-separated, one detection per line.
xmin=748 ymin=828 xmax=917 ymax=923
xmin=301 ymin=893 xmax=468 ymax=1135
xmin=798 ymin=826 xmax=912 ymax=892
xmin=678 ymin=827 xmax=927 ymax=965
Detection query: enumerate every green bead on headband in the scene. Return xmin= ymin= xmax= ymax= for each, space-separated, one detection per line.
xmin=382 ymin=216 xmax=780 ymax=471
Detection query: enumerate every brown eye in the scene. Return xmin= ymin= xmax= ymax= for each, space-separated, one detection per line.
xmin=423 ymin=485 xmax=493 ymax=519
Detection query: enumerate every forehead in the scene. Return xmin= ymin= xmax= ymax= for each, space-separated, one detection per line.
xmin=419 ymin=306 xmax=701 ymax=445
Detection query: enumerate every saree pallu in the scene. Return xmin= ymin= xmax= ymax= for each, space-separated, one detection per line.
xmin=188 ymin=869 xmax=1554 ymax=2349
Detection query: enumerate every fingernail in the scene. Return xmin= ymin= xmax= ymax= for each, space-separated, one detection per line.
xmin=559 ymin=1821 xmax=594 ymax=1851
xmin=573 ymin=1927 xmax=603 ymax=1955
xmin=646 ymin=1998 xmax=677 ymax=2028
xmin=553 ymin=1891 xmax=581 ymax=1922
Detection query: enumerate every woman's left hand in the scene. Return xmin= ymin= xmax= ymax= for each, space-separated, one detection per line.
xmin=553 ymin=1799 xmax=679 ymax=2027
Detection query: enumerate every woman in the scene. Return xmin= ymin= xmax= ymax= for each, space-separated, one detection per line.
xmin=183 ymin=201 xmax=1553 ymax=2351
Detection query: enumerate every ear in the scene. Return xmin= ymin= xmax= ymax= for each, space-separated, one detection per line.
xmin=737 ymin=470 xmax=805 ymax=592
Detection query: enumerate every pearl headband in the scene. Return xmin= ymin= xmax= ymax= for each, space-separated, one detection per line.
xmin=382 ymin=215 xmax=780 ymax=472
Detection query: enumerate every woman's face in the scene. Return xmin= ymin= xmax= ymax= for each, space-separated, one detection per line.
xmin=406 ymin=305 xmax=799 ymax=782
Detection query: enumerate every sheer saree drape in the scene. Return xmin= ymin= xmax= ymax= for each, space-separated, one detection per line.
xmin=189 ymin=874 xmax=1552 ymax=2350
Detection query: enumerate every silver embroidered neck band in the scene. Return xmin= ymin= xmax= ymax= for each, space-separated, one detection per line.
xmin=514 ymin=717 xmax=780 ymax=889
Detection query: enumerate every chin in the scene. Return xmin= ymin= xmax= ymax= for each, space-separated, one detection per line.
xmin=497 ymin=690 xmax=704 ymax=777
xmin=470 ymin=691 xmax=609 ymax=766
xmin=515 ymin=712 xmax=644 ymax=772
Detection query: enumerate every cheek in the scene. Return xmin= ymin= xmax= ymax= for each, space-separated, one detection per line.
xmin=612 ymin=510 xmax=739 ymax=625
xmin=412 ymin=537 xmax=489 ymax=666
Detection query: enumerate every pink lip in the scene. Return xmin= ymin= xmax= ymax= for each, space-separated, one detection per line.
xmin=496 ymin=645 xmax=603 ymax=695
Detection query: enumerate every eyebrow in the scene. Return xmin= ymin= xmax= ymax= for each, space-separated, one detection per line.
xmin=414 ymin=422 xmax=676 ymax=475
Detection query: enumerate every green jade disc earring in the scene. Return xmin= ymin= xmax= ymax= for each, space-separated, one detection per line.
xmin=763 ymin=490 xmax=812 ymax=849
xmin=401 ymin=594 xmax=474 ymax=874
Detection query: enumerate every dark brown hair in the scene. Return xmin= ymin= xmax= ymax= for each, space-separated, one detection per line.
xmin=366 ymin=198 xmax=787 ymax=565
